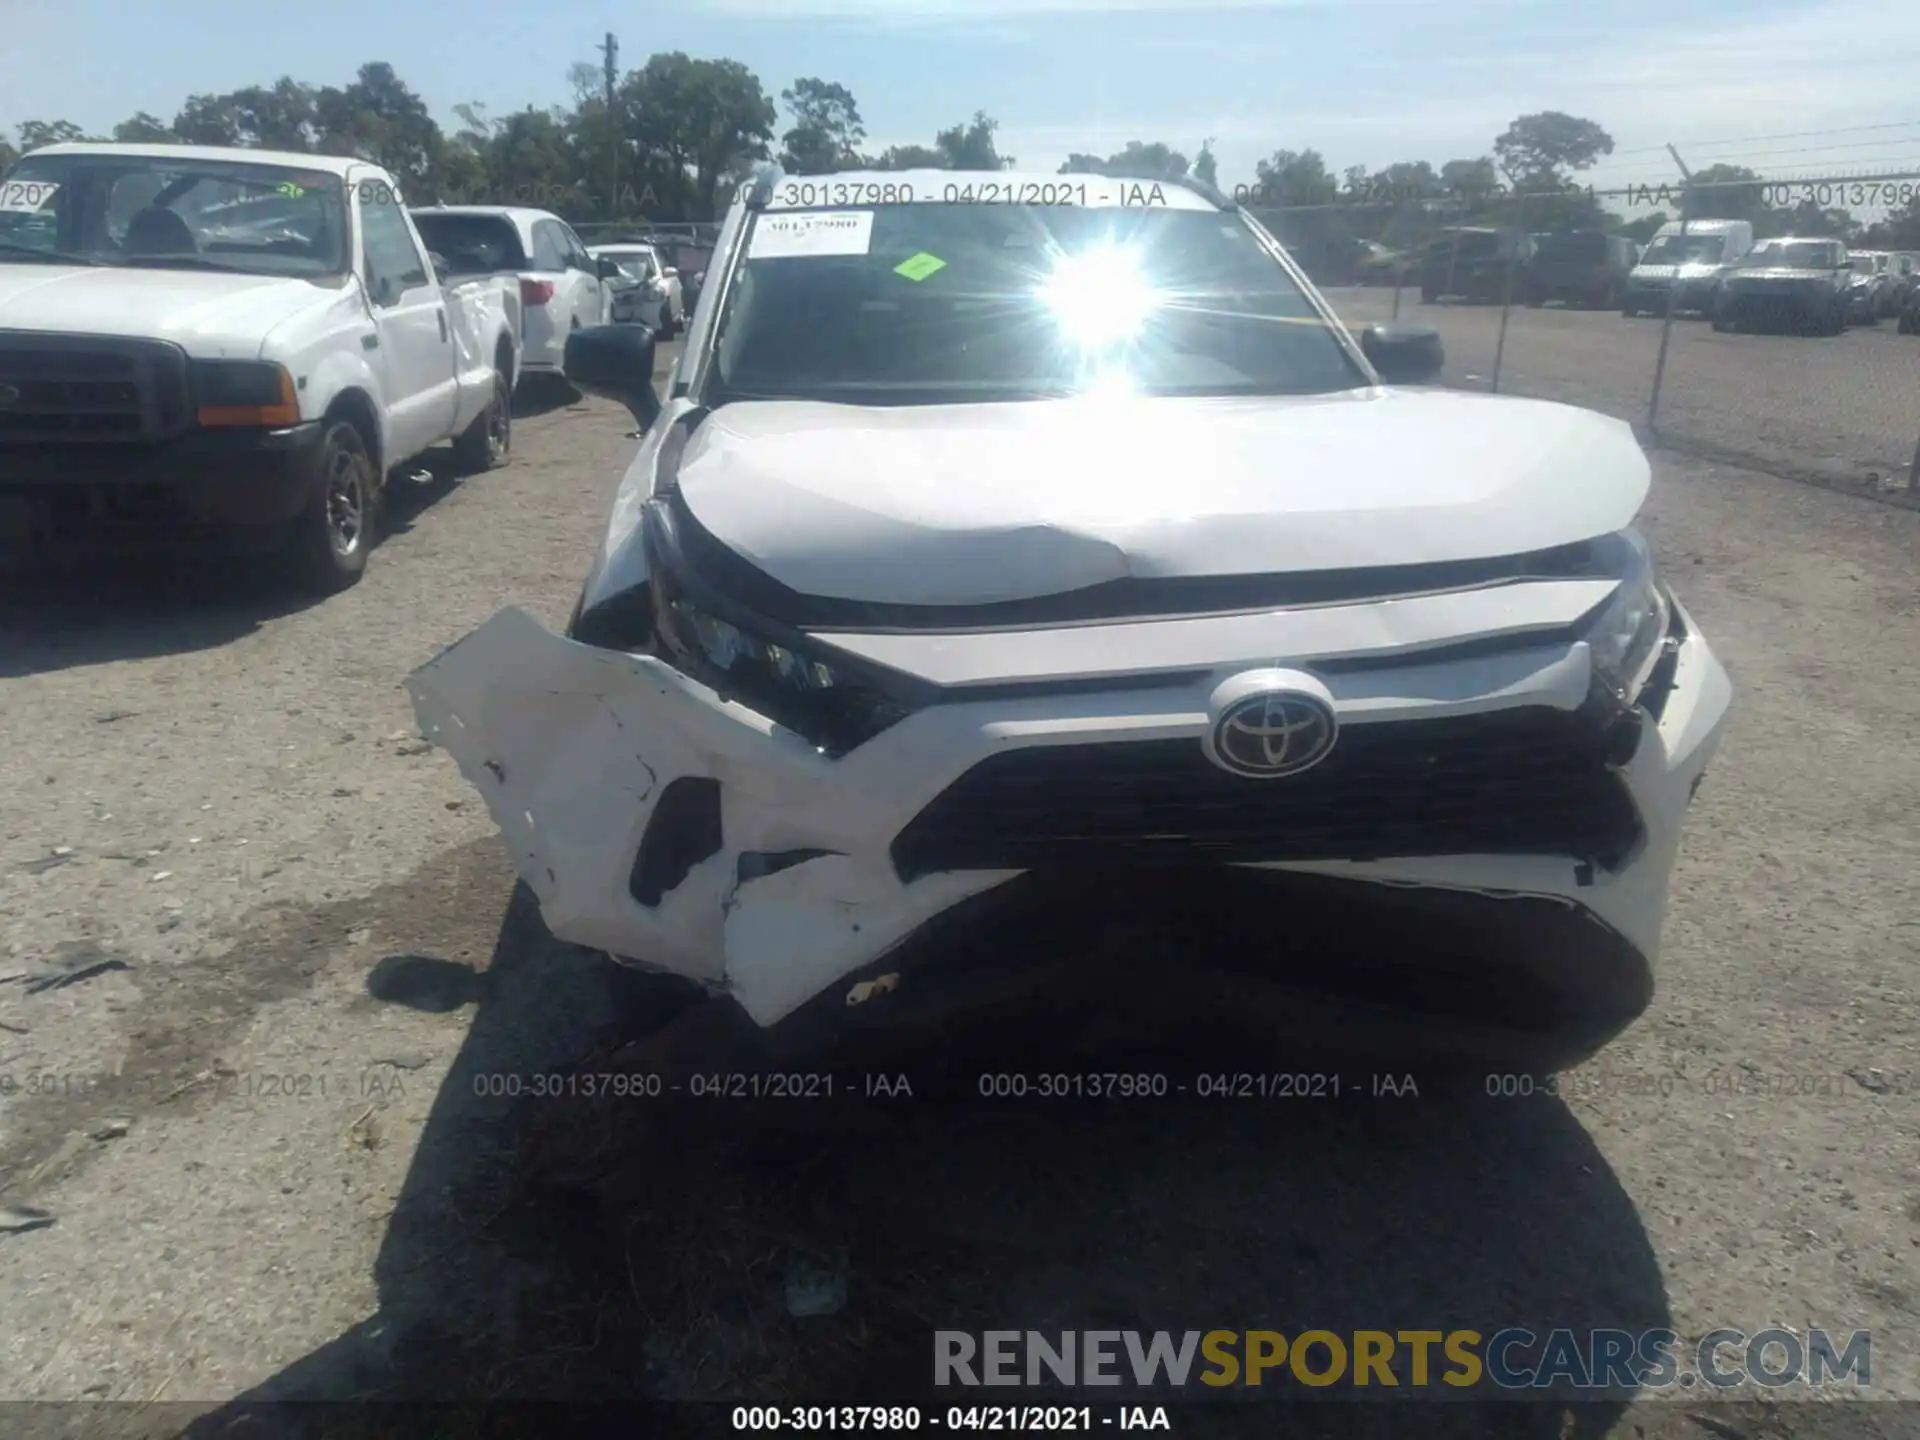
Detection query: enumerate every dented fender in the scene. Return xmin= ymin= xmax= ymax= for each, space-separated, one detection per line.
xmin=406 ymin=606 xmax=1013 ymax=1024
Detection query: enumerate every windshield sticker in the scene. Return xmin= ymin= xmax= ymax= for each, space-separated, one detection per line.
xmin=275 ymin=182 xmax=307 ymax=199
xmin=0 ymin=180 xmax=59 ymax=214
xmin=894 ymin=251 xmax=947 ymax=282
xmin=748 ymin=210 xmax=874 ymax=259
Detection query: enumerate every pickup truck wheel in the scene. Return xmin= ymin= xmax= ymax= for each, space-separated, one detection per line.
xmin=452 ymin=370 xmax=512 ymax=475
xmin=292 ymin=418 xmax=375 ymax=594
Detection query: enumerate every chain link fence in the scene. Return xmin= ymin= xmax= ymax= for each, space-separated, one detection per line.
xmin=1252 ymin=171 xmax=1920 ymax=502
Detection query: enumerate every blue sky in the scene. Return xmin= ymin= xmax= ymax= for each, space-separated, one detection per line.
xmin=5 ymin=0 xmax=1917 ymax=202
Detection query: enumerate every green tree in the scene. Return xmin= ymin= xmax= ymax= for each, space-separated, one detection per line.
xmin=16 ymin=119 xmax=93 ymax=152
xmin=934 ymin=111 xmax=1012 ymax=170
xmin=865 ymin=112 xmax=1012 ymax=171
xmin=865 ymin=143 xmax=947 ymax=171
xmin=173 ymin=80 xmax=320 ymax=149
xmin=1493 ymin=111 xmax=1614 ymax=188
xmin=1059 ymin=140 xmax=1188 ymax=181
xmin=314 ymin=62 xmax=442 ymax=186
xmin=112 ymin=113 xmax=176 ymax=143
xmin=621 ymin=53 xmax=776 ymax=219
xmin=1192 ymin=140 xmax=1217 ymax=188
xmin=778 ymin=78 xmax=864 ymax=174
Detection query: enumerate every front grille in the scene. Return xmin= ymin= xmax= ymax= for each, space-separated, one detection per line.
xmin=0 ymin=333 xmax=192 ymax=443
xmin=891 ymin=706 xmax=1643 ymax=880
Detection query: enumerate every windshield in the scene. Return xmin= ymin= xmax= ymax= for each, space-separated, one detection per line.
xmin=1640 ymin=233 xmax=1727 ymax=265
xmin=1532 ymin=231 xmax=1608 ymax=260
xmin=597 ymin=248 xmax=659 ymax=282
xmin=410 ymin=212 xmax=530 ymax=273
xmin=0 ymin=153 xmax=348 ymax=276
xmin=1741 ymin=241 xmax=1835 ymax=268
xmin=708 ymin=204 xmax=1365 ymax=405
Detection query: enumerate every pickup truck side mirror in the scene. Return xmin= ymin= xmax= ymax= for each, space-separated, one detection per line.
xmin=596 ymin=256 xmax=624 ymax=281
xmin=661 ymin=267 xmax=679 ymax=280
xmin=566 ymin=324 xmax=661 ymax=433
xmin=1359 ymin=323 xmax=1445 ymax=384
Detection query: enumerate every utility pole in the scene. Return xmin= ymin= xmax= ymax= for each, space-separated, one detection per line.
xmin=600 ymin=32 xmax=619 ymax=220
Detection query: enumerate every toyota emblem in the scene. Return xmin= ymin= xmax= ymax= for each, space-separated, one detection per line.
xmin=1207 ymin=689 xmax=1338 ymax=779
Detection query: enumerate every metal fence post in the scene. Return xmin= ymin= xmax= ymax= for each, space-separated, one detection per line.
xmin=1491 ymin=189 xmax=1523 ymax=393
xmin=1648 ymin=147 xmax=1694 ymax=437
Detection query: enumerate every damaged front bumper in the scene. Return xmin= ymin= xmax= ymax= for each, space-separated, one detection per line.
xmin=408 ymin=594 xmax=1731 ymax=1042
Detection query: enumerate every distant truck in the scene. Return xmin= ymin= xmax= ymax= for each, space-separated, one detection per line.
xmin=0 ymin=143 xmax=523 ymax=592
xmin=1521 ymin=230 xmax=1641 ymax=309
xmin=1621 ymin=218 xmax=1755 ymax=318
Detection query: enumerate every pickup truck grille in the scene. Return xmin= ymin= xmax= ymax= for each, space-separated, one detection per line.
xmin=891 ymin=706 xmax=1643 ymax=880
xmin=0 ymin=333 xmax=193 ymax=443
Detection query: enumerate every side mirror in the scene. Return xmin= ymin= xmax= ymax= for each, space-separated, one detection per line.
xmin=1360 ymin=324 xmax=1444 ymax=385
xmin=596 ymin=255 xmax=624 ymax=281
xmin=565 ymin=324 xmax=661 ymax=432
xmin=661 ymin=267 xmax=679 ymax=280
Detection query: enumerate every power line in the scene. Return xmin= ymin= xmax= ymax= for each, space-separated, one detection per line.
xmin=1607 ymin=120 xmax=1920 ymax=158
xmin=1599 ymin=135 xmax=1920 ymax=175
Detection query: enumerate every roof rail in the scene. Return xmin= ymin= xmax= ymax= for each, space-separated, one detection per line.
xmin=747 ymin=165 xmax=784 ymax=209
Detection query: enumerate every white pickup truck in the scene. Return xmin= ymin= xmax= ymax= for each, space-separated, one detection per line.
xmin=0 ymin=143 xmax=523 ymax=592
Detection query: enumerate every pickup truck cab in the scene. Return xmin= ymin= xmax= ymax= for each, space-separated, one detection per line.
xmin=0 ymin=143 xmax=522 ymax=592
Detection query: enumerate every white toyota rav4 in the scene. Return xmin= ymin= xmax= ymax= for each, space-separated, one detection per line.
xmin=411 ymin=169 xmax=1733 ymax=1074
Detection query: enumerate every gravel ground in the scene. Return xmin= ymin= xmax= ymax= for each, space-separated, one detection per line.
xmin=0 ymin=343 xmax=1917 ymax=1437
xmin=1328 ymin=285 xmax=1920 ymax=500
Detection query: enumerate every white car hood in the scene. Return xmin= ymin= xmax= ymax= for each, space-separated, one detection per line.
xmin=0 ymin=263 xmax=347 ymax=359
xmin=672 ymin=389 xmax=1650 ymax=606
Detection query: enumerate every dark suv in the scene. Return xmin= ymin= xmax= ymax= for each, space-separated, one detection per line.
xmin=1418 ymin=228 xmax=1534 ymax=303
xmin=1522 ymin=231 xmax=1640 ymax=309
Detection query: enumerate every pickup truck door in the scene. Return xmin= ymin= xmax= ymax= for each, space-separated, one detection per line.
xmin=357 ymin=183 xmax=459 ymax=464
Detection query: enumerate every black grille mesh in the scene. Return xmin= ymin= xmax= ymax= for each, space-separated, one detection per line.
xmin=891 ymin=706 xmax=1642 ymax=879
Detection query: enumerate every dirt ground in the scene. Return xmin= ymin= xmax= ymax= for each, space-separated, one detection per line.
xmin=1329 ymin=284 xmax=1920 ymax=501
xmin=2 ymin=334 xmax=1919 ymax=1438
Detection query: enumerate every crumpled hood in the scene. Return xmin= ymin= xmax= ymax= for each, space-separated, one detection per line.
xmin=674 ymin=389 xmax=1651 ymax=607
xmin=0 ymin=263 xmax=348 ymax=359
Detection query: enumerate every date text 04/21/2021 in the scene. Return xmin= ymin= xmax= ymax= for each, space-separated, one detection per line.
xmin=729 ymin=1405 xmax=1172 ymax=1431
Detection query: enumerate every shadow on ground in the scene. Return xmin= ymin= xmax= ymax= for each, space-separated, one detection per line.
xmin=142 ymin=865 xmax=1687 ymax=1439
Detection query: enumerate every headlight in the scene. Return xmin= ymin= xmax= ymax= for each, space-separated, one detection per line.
xmin=1582 ymin=528 xmax=1671 ymax=707
xmin=191 ymin=360 xmax=300 ymax=427
xmin=645 ymin=522 xmax=918 ymax=756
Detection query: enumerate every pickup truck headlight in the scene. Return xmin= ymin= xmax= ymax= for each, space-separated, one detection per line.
xmin=1583 ymin=528 xmax=1671 ymax=707
xmin=192 ymin=360 xmax=300 ymax=428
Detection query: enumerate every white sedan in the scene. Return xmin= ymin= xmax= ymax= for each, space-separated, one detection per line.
xmin=410 ymin=206 xmax=612 ymax=381
xmin=590 ymin=243 xmax=686 ymax=336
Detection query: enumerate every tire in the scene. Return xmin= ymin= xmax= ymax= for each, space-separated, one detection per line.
xmin=1900 ymin=310 xmax=1916 ymax=335
xmin=1419 ymin=284 xmax=1436 ymax=304
xmin=1823 ymin=305 xmax=1845 ymax=337
xmin=452 ymin=369 xmax=512 ymax=475
xmin=658 ymin=302 xmax=677 ymax=338
xmin=1711 ymin=309 xmax=1733 ymax=333
xmin=290 ymin=417 xmax=376 ymax=595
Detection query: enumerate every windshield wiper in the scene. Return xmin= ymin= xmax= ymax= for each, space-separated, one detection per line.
xmin=0 ymin=240 xmax=101 ymax=265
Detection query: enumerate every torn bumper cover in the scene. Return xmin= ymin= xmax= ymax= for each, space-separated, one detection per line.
xmin=408 ymin=586 xmax=1731 ymax=1047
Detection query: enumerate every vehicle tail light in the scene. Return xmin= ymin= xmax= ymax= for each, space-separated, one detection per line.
xmin=521 ymin=279 xmax=556 ymax=306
